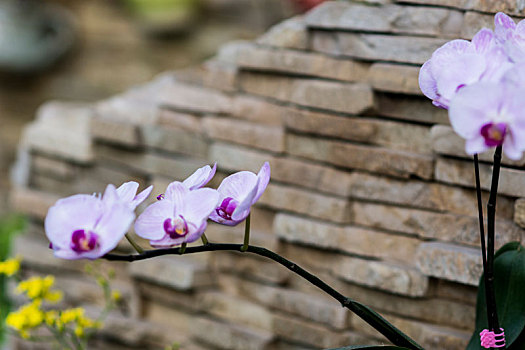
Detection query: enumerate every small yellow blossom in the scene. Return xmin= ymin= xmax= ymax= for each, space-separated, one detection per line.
xmin=0 ymin=256 xmax=21 ymax=276
xmin=16 ymin=275 xmax=62 ymax=302
xmin=111 ymin=290 xmax=121 ymax=302
xmin=59 ymin=307 xmax=84 ymax=324
xmin=74 ymin=326 xmax=84 ymax=337
xmin=6 ymin=301 xmax=44 ymax=337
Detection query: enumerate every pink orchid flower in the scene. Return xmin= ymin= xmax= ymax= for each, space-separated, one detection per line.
xmin=209 ymin=162 xmax=270 ymax=226
xmin=135 ymin=182 xmax=219 ymax=247
xmin=449 ymin=81 xmax=525 ymax=160
xmin=45 ymin=185 xmax=135 ymax=260
xmin=156 ymin=163 xmax=216 ymax=200
xmin=494 ymin=12 xmax=525 ymax=63
xmin=419 ymin=28 xmax=512 ymax=109
xmin=116 ymin=181 xmax=153 ymax=210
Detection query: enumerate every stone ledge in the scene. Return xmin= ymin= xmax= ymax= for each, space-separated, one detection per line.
xmin=416 ymin=242 xmax=482 ymax=286
xmin=305 ymin=2 xmax=463 ymax=38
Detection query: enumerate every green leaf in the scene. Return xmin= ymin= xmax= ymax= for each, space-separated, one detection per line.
xmin=327 ymin=346 xmax=411 ymax=350
xmin=326 ymin=346 xmax=411 ymax=350
xmin=467 ymin=243 xmax=525 ymax=349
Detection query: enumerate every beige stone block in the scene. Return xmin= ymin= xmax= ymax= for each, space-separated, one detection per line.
xmin=212 ymin=251 xmax=289 ymax=284
xmin=432 ymin=279 xmax=478 ymax=306
xmin=311 ymin=31 xmax=448 ymax=65
xmin=351 ymin=202 xmax=521 ymax=248
xmin=198 ymin=292 xmax=273 ymax=331
xmin=346 ymin=172 xmax=513 ymax=219
xmin=142 ymin=124 xmax=208 ymax=157
xmin=516 ymin=198 xmax=525 ymax=229
xmin=397 ymin=0 xmax=525 ymax=16
xmin=274 ymin=213 xmax=420 ymax=264
xmin=152 ymin=74 xmax=232 ymax=114
xmin=95 ymin=93 xmax=158 ymax=125
xmin=157 ymin=108 xmax=202 ymax=133
xmin=31 ymin=155 xmax=76 ymax=180
xmin=136 ymin=280 xmax=200 ymax=313
xmin=239 ymin=72 xmax=374 ymax=115
xmin=285 ymin=108 xmax=432 ymax=154
xmin=21 ymin=102 xmax=94 ymax=163
xmin=174 ymin=59 xmax=238 ymax=93
xmin=286 ymin=134 xmax=434 ymax=179
xmin=90 ymin=115 xmax=140 ymax=147
xmin=230 ymin=94 xmax=284 ymax=126
xmin=203 ymin=117 xmax=285 ymax=153
xmin=431 ymin=125 xmax=525 ymax=166
xmin=230 ymin=277 xmax=349 ymax=329
xmin=209 ymin=142 xmax=275 ymax=174
xmin=435 ymin=157 xmax=525 ymax=198
xmin=235 ymin=44 xmax=369 ymax=82
xmin=272 ymin=157 xmax=355 ymax=197
xmin=368 ymin=63 xmax=422 ymax=95
xmin=375 ymin=93 xmax=450 ymax=125
xmin=95 ymin=144 xmax=207 ymax=179
xmin=259 ymin=182 xmax=352 ymax=223
xmin=10 ymin=187 xmax=59 ymax=220
xmin=256 ymin=16 xmax=308 ymax=49
xmin=416 ymin=242 xmax=482 ymax=285
xmin=335 ymin=256 xmax=428 ymax=296
xmin=141 ymin=301 xmax=194 ymax=345
xmin=461 ymin=11 xmax=494 ymax=39
xmin=129 ymin=255 xmax=214 ymax=291
xmin=191 ymin=317 xmax=274 ymax=350
xmin=306 ymin=2 xmax=463 ymax=37
xmin=272 ymin=313 xmax=350 ymax=349
xmin=322 ymin=276 xmax=475 ymax=331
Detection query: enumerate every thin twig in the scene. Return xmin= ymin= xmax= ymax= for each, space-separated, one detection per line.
xmin=241 ymin=214 xmax=250 ymax=252
xmin=104 ymin=243 xmax=423 ymax=350
xmin=124 ymin=233 xmax=143 ymax=254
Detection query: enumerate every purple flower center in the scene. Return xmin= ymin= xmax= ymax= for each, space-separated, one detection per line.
xmin=481 ymin=122 xmax=507 ymax=147
xmin=71 ymin=229 xmax=100 ymax=253
xmin=216 ymin=197 xmax=239 ymax=220
xmin=164 ymin=216 xmax=188 ymax=238
xmin=157 ymin=193 xmax=165 ymax=201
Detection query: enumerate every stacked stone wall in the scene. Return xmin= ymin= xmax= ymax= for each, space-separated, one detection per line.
xmin=9 ymin=1 xmax=525 ymax=349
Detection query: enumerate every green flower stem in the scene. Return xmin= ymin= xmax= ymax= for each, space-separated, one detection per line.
xmin=104 ymin=243 xmax=423 ymax=349
xmin=124 ymin=234 xmax=143 ymax=254
xmin=201 ymin=233 xmax=209 ymax=245
xmin=178 ymin=243 xmax=187 ymax=255
xmin=241 ymin=214 xmax=251 ymax=252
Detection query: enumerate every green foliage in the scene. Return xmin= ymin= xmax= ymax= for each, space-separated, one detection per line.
xmin=0 ymin=214 xmax=25 ymax=345
xmin=467 ymin=242 xmax=525 ymax=349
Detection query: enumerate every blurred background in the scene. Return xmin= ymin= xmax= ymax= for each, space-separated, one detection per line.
xmin=0 ymin=0 xmax=320 ymax=216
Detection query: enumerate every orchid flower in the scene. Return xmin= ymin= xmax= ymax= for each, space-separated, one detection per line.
xmin=419 ymin=28 xmax=512 ymax=109
xmin=116 ymin=181 xmax=153 ymax=210
xmin=45 ymin=185 xmax=135 ymax=260
xmin=449 ymin=81 xmax=525 ymax=160
xmin=134 ymin=182 xmax=219 ymax=247
xmin=494 ymin=12 xmax=525 ymax=63
xmin=209 ymin=162 xmax=270 ymax=226
xmin=156 ymin=163 xmax=216 ymax=200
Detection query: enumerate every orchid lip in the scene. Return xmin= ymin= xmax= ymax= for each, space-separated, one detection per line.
xmin=481 ymin=122 xmax=507 ymax=147
xmin=216 ymin=197 xmax=239 ymax=221
xmin=163 ymin=216 xmax=189 ymax=238
xmin=157 ymin=193 xmax=165 ymax=201
xmin=71 ymin=229 xmax=100 ymax=253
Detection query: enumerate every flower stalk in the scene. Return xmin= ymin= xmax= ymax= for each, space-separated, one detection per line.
xmin=125 ymin=233 xmax=143 ymax=254
xmin=486 ymin=146 xmax=503 ymax=338
xmin=241 ymin=214 xmax=251 ymax=252
xmin=103 ymin=244 xmax=423 ymax=350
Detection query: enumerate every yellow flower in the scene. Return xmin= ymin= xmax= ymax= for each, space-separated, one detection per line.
xmin=6 ymin=301 xmax=44 ymax=337
xmin=16 ymin=275 xmax=61 ymax=302
xmin=74 ymin=326 xmax=84 ymax=337
xmin=59 ymin=307 xmax=84 ymax=324
xmin=111 ymin=290 xmax=121 ymax=302
xmin=0 ymin=256 xmax=21 ymax=276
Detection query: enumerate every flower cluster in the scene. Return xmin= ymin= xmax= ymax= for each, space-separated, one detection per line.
xmin=1 ymin=259 xmax=116 ymax=347
xmin=44 ymin=162 xmax=270 ymax=259
xmin=420 ymin=12 xmax=525 ymax=160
